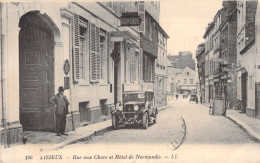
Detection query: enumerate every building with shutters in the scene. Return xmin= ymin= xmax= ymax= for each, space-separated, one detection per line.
xmin=203 ymin=22 xmax=215 ymax=104
xmin=0 ymin=2 xmax=119 ymax=145
xmin=155 ymin=25 xmax=169 ymax=107
xmin=236 ymin=0 xmax=258 ymax=117
xmin=109 ymin=2 xmax=162 ymax=106
xmin=139 ymin=1 xmax=160 ymax=94
xmin=0 ymin=1 xmax=166 ymax=145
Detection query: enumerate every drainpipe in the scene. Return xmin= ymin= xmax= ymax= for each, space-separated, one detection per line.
xmin=1 ymin=2 xmax=8 ymax=147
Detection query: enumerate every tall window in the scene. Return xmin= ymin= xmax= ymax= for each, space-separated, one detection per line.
xmin=190 ymin=79 xmax=193 ymax=84
xmin=73 ymin=14 xmax=89 ymax=81
xmin=143 ymin=53 xmax=153 ymax=82
xmin=130 ymin=48 xmax=136 ymax=82
xmin=79 ymin=24 xmax=88 ymax=79
xmin=184 ymin=79 xmax=187 ymax=84
xmin=100 ymin=29 xmax=107 ymax=82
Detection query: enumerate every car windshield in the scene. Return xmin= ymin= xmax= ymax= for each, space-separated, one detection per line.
xmin=123 ymin=93 xmax=145 ymax=102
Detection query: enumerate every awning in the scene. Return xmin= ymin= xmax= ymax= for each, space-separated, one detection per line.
xmin=140 ymin=34 xmax=158 ymax=58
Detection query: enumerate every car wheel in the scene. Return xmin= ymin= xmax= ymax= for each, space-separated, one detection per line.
xmin=142 ymin=112 xmax=148 ymax=129
xmin=112 ymin=115 xmax=119 ymax=130
xmin=153 ymin=109 xmax=158 ymax=123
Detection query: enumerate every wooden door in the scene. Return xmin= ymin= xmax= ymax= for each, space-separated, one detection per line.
xmin=256 ymin=83 xmax=260 ymax=118
xmin=241 ymin=73 xmax=247 ymax=112
xmin=19 ymin=17 xmax=55 ymax=131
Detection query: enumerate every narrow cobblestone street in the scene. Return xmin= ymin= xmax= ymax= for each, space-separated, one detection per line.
xmin=68 ymin=98 xmax=255 ymax=145
xmin=55 ymin=98 xmax=260 ymax=162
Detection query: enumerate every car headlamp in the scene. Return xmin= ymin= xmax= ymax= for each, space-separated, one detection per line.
xmin=134 ymin=105 xmax=139 ymax=111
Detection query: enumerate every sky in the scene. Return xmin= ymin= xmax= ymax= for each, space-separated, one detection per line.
xmin=159 ymin=0 xmax=223 ymax=58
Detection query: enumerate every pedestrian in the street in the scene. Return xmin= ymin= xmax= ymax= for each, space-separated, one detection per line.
xmin=50 ymin=86 xmax=70 ymax=136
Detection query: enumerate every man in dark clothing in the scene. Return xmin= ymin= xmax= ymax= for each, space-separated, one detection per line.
xmin=50 ymin=86 xmax=70 ymax=136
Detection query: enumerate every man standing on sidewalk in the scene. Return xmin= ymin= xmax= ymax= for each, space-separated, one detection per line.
xmin=50 ymin=86 xmax=70 ymax=136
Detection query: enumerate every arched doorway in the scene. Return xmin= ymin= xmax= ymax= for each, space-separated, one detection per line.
xmin=19 ymin=11 xmax=55 ymax=131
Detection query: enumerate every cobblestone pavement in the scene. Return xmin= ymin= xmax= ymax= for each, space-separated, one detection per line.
xmin=76 ymin=105 xmax=183 ymax=145
xmin=174 ymin=98 xmax=255 ymax=145
xmin=58 ymin=98 xmax=260 ymax=162
xmin=69 ymin=98 xmax=256 ymax=145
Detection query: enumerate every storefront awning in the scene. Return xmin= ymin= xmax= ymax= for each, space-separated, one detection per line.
xmin=140 ymin=34 xmax=158 ymax=58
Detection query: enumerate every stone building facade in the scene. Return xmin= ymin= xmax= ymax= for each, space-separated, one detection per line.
xmin=0 ymin=1 xmax=168 ymax=146
xmin=196 ymin=43 xmax=205 ymax=103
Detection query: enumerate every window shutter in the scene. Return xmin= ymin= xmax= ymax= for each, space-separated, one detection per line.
xmin=96 ymin=27 xmax=101 ymax=80
xmin=138 ymin=2 xmax=145 ymax=33
xmin=90 ymin=23 xmax=97 ymax=82
xmin=89 ymin=23 xmax=101 ymax=82
xmin=73 ymin=14 xmax=80 ymax=82
xmin=107 ymin=32 xmax=111 ymax=83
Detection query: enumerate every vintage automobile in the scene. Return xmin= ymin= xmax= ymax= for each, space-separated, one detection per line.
xmin=189 ymin=94 xmax=198 ymax=103
xmin=111 ymin=90 xmax=158 ymax=129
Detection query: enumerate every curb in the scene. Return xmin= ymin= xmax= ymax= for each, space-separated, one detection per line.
xmin=54 ymin=126 xmax=113 ymax=150
xmin=54 ymin=105 xmax=173 ymax=149
xmin=226 ymin=115 xmax=260 ymax=143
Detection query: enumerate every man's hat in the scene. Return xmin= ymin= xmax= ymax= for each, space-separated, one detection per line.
xmin=58 ymin=86 xmax=64 ymax=92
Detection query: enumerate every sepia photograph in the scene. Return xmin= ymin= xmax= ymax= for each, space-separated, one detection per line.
xmin=1 ymin=0 xmax=260 ymax=162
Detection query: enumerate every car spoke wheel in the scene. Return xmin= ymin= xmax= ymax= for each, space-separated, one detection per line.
xmin=142 ymin=112 xmax=148 ymax=129
xmin=112 ymin=115 xmax=119 ymax=130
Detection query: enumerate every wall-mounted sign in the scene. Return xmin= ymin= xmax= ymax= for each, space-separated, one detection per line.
xmin=120 ymin=12 xmax=142 ymax=26
xmin=63 ymin=59 xmax=70 ymax=75
xmin=64 ymin=77 xmax=70 ymax=89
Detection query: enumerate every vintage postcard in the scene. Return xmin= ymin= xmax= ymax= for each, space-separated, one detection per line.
xmin=1 ymin=0 xmax=260 ymax=162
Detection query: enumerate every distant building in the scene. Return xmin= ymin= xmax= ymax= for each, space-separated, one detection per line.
xmin=166 ymin=61 xmax=183 ymax=95
xmin=196 ymin=43 xmax=205 ymax=103
xmin=203 ymin=21 xmax=215 ymax=104
xmin=167 ymin=64 xmax=198 ymax=96
xmin=155 ymin=25 xmax=169 ymax=107
xmin=177 ymin=67 xmax=199 ymax=94
xmin=167 ymin=51 xmax=196 ymax=70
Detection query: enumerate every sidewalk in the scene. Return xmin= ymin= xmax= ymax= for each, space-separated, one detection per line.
xmin=22 ymin=104 xmax=172 ymax=149
xmin=226 ymin=109 xmax=260 ymax=142
xmin=23 ymin=119 xmax=112 ymax=149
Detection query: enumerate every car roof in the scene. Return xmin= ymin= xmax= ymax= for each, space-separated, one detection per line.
xmin=123 ymin=90 xmax=153 ymax=94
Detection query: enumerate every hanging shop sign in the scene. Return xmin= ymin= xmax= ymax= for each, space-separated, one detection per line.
xmin=63 ymin=59 xmax=70 ymax=75
xmin=120 ymin=12 xmax=142 ymax=26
